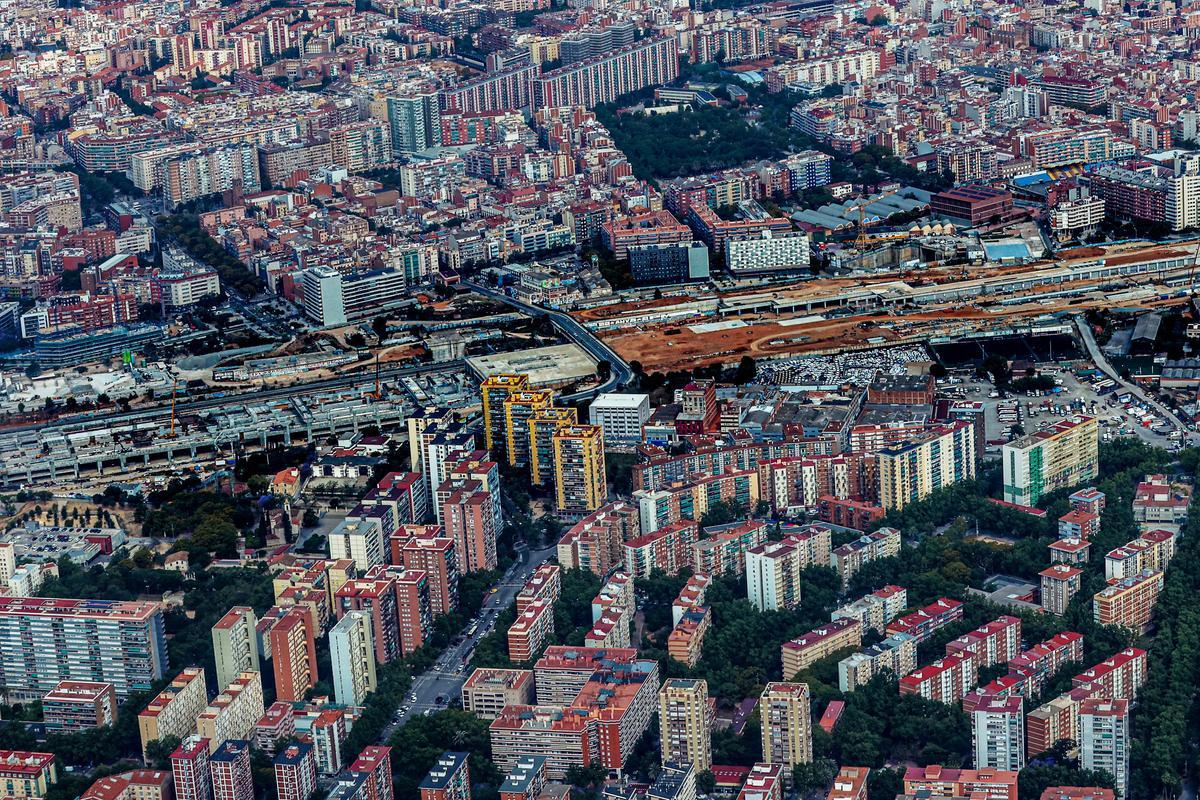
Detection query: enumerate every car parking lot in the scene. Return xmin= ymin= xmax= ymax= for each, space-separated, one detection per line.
xmin=942 ymin=365 xmax=1187 ymax=457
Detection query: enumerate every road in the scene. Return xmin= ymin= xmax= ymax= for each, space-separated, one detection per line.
xmin=379 ymin=540 xmax=559 ymax=739
xmin=1073 ymin=315 xmax=1200 ymax=445
xmin=462 ymin=280 xmax=633 ymax=402
xmin=2 ymin=360 xmax=465 ymax=435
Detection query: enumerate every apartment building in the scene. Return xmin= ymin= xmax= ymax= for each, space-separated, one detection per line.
xmin=209 ymin=741 xmax=253 ymax=800
xmin=197 ymin=671 xmax=265 ymax=752
xmin=499 ymin=757 xmax=546 ymax=800
xmin=693 ymin=521 xmax=769 ymax=576
xmin=171 ymin=736 xmax=212 ymax=800
xmin=42 ymin=681 xmax=117 ymax=732
xmin=350 ymin=747 xmax=393 ymax=800
xmin=328 ymin=120 xmax=391 ymax=173
xmin=899 ymin=652 xmax=977 ymax=704
xmin=162 ymin=144 xmax=261 ymax=208
xmin=738 ymin=764 xmax=784 ymax=800
xmin=602 ymin=210 xmax=693 ymax=261
xmin=877 ymin=422 xmax=976 ymax=510
xmin=329 ymin=515 xmax=388 ymax=573
xmin=503 ymin=390 xmax=555 ymax=467
xmin=1073 ymin=648 xmax=1147 ymax=700
xmin=744 ymin=525 xmax=830 ymax=612
xmin=1058 ymin=509 xmax=1100 ymax=540
xmin=508 ymin=600 xmax=555 ymax=663
xmin=659 ymin=679 xmax=714 ymax=772
xmin=516 ymin=565 xmax=561 ymax=613
xmin=400 ymin=533 xmax=459 ymax=618
xmin=0 ymin=752 xmax=58 ymax=800
xmin=367 ymin=472 xmax=429 ymax=529
xmin=624 ymin=520 xmax=699 ymax=578
xmin=1131 ymin=475 xmax=1190 ymax=525
xmin=274 ymin=743 xmax=317 ymax=800
xmin=481 ymin=374 xmax=529 ymax=462
xmin=1104 ymin=529 xmax=1177 ymax=581
xmin=1041 ymin=564 xmax=1083 ymax=615
xmin=832 ymin=586 xmax=907 ymax=633
xmin=79 ymin=769 xmax=173 ymax=800
xmin=945 ymin=616 xmax=1022 ymax=670
xmin=1093 ymin=570 xmax=1164 ymax=634
xmin=553 ymin=425 xmax=607 ymax=515
xmin=211 ymin=607 xmax=260 ymax=691
xmin=886 ymin=598 xmax=964 ymax=643
xmin=973 ymin=695 xmax=1025 ymax=772
xmin=138 ymin=667 xmax=208 ymax=757
xmin=461 ymin=668 xmax=535 ymax=719
xmin=253 ymin=703 xmax=294 ymax=756
xmin=441 ymin=488 xmax=499 ymax=574
xmin=902 ymin=766 xmax=1017 ymax=800
xmin=668 ymin=605 xmax=712 ymax=668
xmin=419 ymin=753 xmax=470 ymax=800
xmin=559 ymin=501 xmax=643 ymax=575
xmin=781 ymin=618 xmax=863 ymax=679
xmin=1071 ymin=487 xmax=1106 ymax=516
xmin=530 ymin=408 xmax=579 ymax=488
xmin=1049 ymin=537 xmax=1091 ymax=565
xmin=635 ymin=470 xmax=760 ymax=534
xmin=759 ymin=682 xmax=812 ymax=770
xmin=725 ymin=230 xmax=811 ymax=275
xmin=335 ymin=578 xmax=401 ymax=664
xmin=0 ymin=598 xmax=167 ymax=700
xmin=1079 ymin=699 xmax=1129 ymax=799
xmin=838 ymin=633 xmax=918 ymax=693
xmin=265 ymin=607 xmax=318 ymax=702
xmin=490 ymin=652 xmax=660 ymax=778
xmin=1005 ymin=632 xmax=1085 ymax=698
xmin=832 ymin=528 xmax=901 ymax=586
xmin=330 ymin=611 xmax=378 ymax=707
xmin=1002 ymin=417 xmax=1099 ymax=506
xmin=363 ymin=564 xmax=432 ymax=657
xmin=310 ymin=711 xmax=350 ymax=776
xmin=588 ymin=573 xmax=634 ymax=648
xmin=532 ymin=36 xmax=679 ymax=109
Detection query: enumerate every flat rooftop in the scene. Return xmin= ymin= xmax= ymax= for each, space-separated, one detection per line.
xmin=467 ymin=343 xmax=597 ymax=388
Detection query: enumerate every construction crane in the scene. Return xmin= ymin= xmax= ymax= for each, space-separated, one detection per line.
xmin=847 ymin=188 xmax=902 ymax=251
xmin=1190 ymin=236 xmax=1200 ymax=295
xmin=371 ymin=352 xmax=383 ymax=400
xmin=167 ymin=377 xmax=178 ymax=438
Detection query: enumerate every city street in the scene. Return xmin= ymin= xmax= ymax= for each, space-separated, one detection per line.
xmin=379 ymin=539 xmax=559 ymax=739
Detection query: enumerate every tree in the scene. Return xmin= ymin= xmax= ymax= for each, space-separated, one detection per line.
xmin=733 ymin=355 xmax=757 ymax=385
xmin=696 ymin=770 xmax=717 ymax=794
xmin=565 ymin=764 xmax=608 ymax=789
xmin=144 ymin=736 xmax=182 ymax=769
xmin=596 ymin=360 xmax=612 ymax=382
xmin=792 ymin=758 xmax=839 ymax=794
xmin=371 ymin=316 xmax=389 ymax=340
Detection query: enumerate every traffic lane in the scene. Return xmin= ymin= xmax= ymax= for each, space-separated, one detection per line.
xmin=384 ymin=543 xmax=559 ymax=731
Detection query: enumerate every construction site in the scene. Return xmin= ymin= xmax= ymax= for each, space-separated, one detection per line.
xmin=579 ymin=239 xmax=1200 ymax=372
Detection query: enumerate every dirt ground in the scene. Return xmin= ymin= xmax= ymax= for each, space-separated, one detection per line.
xmin=2 ymin=499 xmax=139 ymax=535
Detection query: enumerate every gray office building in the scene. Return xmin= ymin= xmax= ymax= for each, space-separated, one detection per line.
xmin=629 ymin=241 xmax=710 ymax=284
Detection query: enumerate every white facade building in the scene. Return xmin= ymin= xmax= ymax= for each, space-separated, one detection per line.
xmin=330 ymin=611 xmax=377 ymax=707
xmin=725 ymin=230 xmax=810 ymax=275
xmin=588 ymin=393 xmax=651 ymax=446
xmin=972 ymin=695 xmax=1025 ymax=772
